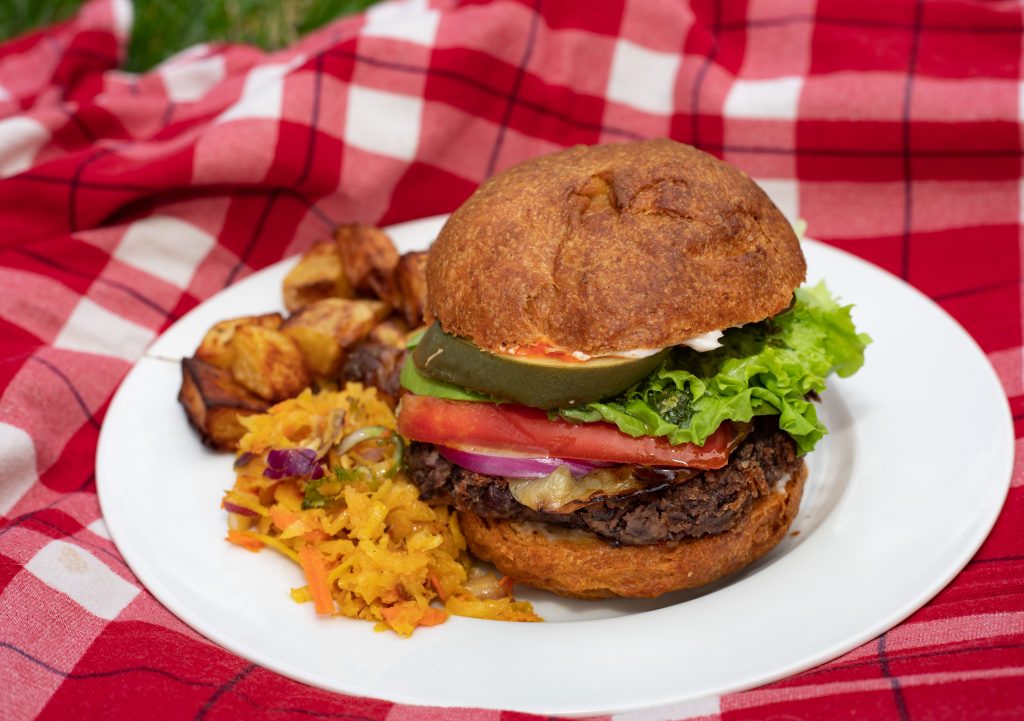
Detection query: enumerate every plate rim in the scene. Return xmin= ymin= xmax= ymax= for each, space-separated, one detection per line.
xmin=97 ymin=215 xmax=1015 ymax=716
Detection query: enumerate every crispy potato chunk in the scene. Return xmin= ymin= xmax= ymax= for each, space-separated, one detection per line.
xmin=367 ymin=316 xmax=410 ymax=349
xmin=335 ymin=223 xmax=400 ymax=304
xmin=282 ymin=241 xmax=353 ymax=312
xmin=339 ymin=342 xmax=407 ymax=408
xmin=179 ymin=358 xmax=270 ymax=450
xmin=392 ymin=251 xmax=431 ymax=327
xmin=229 ymin=325 xmax=311 ymax=401
xmin=195 ymin=313 xmax=283 ymax=370
xmin=282 ymin=298 xmax=389 ymax=376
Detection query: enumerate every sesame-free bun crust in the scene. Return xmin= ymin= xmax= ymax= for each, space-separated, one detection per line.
xmin=460 ymin=461 xmax=806 ymax=599
xmin=427 ymin=139 xmax=806 ymax=355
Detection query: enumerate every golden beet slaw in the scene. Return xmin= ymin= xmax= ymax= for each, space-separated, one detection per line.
xmin=223 ymin=384 xmax=540 ymax=636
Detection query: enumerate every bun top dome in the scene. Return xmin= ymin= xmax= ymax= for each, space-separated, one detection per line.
xmin=426 ymin=139 xmax=806 ymax=355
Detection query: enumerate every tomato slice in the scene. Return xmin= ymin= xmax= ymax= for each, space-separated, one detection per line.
xmin=396 ymin=394 xmax=734 ymax=469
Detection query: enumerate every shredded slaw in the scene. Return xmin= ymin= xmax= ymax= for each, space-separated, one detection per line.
xmin=223 ymin=384 xmax=540 ymax=636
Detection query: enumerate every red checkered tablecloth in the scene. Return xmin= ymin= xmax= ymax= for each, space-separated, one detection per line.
xmin=1 ymin=0 xmax=1022 ymax=719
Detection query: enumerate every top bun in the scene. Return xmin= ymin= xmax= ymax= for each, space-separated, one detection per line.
xmin=427 ymin=139 xmax=806 ymax=356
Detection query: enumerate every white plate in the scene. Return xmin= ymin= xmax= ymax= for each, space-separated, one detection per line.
xmin=97 ymin=215 xmax=1013 ymax=717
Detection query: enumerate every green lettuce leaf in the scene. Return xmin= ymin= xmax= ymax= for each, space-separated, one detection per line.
xmin=558 ymin=282 xmax=870 ymax=453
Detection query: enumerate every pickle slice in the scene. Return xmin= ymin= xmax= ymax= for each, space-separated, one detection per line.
xmin=412 ymin=322 xmax=669 ymax=409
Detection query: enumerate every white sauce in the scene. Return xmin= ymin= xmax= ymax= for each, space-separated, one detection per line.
xmin=773 ymin=471 xmax=792 ymax=495
xmin=570 ymin=347 xmax=663 ymax=361
xmin=502 ymin=329 xmax=726 ymax=361
xmin=679 ymin=329 xmax=724 ymax=352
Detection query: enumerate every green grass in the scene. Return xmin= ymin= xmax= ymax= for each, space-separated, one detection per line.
xmin=0 ymin=0 xmax=380 ymax=71
xmin=1 ymin=0 xmax=84 ymax=41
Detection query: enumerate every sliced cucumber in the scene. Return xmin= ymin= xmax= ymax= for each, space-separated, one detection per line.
xmin=412 ymin=322 xmax=669 ymax=409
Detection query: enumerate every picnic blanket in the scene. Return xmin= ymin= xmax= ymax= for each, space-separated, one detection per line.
xmin=1 ymin=0 xmax=1021 ymax=719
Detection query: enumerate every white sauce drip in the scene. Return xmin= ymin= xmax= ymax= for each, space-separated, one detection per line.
xmin=678 ymin=329 xmax=724 ymax=352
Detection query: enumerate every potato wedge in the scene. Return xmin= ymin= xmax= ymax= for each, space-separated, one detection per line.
xmin=282 ymin=298 xmax=389 ymax=376
xmin=179 ymin=357 xmax=270 ymax=450
xmin=393 ymin=251 xmax=431 ymax=327
xmin=282 ymin=241 xmax=352 ymax=312
xmin=229 ymin=325 xmax=311 ymax=401
xmin=335 ymin=223 xmax=400 ymax=304
xmin=367 ymin=316 xmax=410 ymax=349
xmin=195 ymin=313 xmax=283 ymax=370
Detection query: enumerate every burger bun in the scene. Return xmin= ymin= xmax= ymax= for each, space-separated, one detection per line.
xmin=459 ymin=460 xmax=807 ymax=599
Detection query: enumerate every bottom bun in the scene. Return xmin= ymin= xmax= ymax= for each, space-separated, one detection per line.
xmin=460 ymin=461 xmax=807 ymax=599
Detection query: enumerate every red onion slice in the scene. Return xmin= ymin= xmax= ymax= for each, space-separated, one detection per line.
xmin=438 ymin=447 xmax=613 ymax=479
xmin=223 ymin=502 xmax=259 ymax=517
xmin=264 ymin=448 xmax=318 ymax=479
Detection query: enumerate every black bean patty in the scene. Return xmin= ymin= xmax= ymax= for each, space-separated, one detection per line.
xmin=406 ymin=419 xmax=802 ymax=546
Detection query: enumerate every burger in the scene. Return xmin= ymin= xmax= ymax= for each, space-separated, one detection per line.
xmin=396 ymin=139 xmax=869 ymax=599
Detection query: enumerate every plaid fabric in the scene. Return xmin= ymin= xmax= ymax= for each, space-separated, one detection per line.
xmin=1 ymin=0 xmax=1021 ymax=718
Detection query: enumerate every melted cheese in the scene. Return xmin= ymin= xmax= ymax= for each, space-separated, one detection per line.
xmin=507 ymin=466 xmax=645 ymax=514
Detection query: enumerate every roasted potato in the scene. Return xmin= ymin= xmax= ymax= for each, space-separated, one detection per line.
xmin=393 ymin=251 xmax=431 ymax=327
xmin=367 ymin=316 xmax=410 ymax=349
xmin=229 ymin=325 xmax=311 ymax=401
xmin=195 ymin=313 xmax=283 ymax=370
xmin=282 ymin=298 xmax=389 ymax=376
xmin=282 ymin=241 xmax=352 ymax=312
xmin=335 ymin=223 xmax=400 ymax=304
xmin=183 ymin=224 xmax=418 ymax=449
xmin=340 ymin=342 xmax=407 ymax=408
xmin=179 ymin=357 xmax=270 ymax=449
